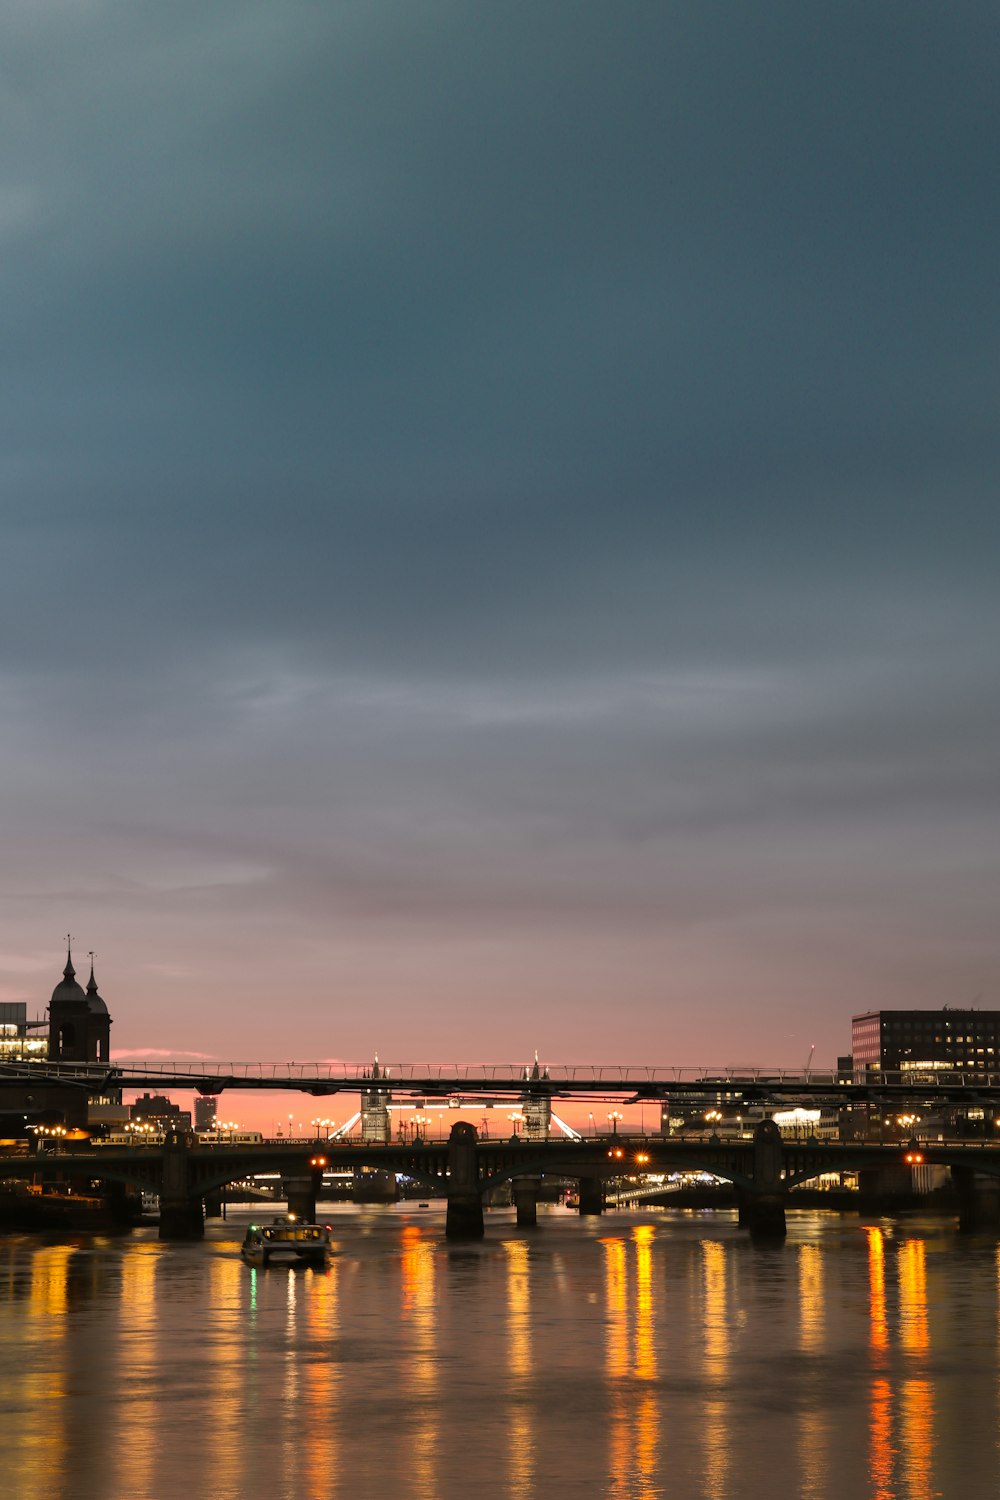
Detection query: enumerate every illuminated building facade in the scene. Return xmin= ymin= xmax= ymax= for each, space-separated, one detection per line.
xmin=852 ymin=1009 xmax=1000 ymax=1076
xmin=0 ymin=1003 xmax=47 ymax=1062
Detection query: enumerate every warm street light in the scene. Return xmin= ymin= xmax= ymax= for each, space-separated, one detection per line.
xmin=608 ymin=1111 xmax=623 ymax=1136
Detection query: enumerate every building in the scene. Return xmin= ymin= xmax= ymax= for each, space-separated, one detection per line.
xmin=194 ymin=1096 xmax=218 ymax=1133
xmin=0 ymin=945 xmax=117 ymax=1133
xmin=852 ymin=1009 xmax=1000 ymax=1077
xmin=132 ymin=1093 xmax=192 ymax=1133
xmin=0 ymin=1003 xmax=47 ymax=1062
xmin=48 ymin=948 xmax=111 ymax=1064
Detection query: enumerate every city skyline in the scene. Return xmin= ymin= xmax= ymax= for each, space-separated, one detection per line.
xmin=2 ymin=5 xmax=998 ymax=1073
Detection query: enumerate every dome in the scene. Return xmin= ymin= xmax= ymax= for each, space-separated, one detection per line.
xmin=51 ymin=948 xmax=87 ymax=1007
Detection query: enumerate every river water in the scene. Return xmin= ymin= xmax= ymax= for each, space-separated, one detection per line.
xmin=0 ymin=1205 xmax=996 ymax=1500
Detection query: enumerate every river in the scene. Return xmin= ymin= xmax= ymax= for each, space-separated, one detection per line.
xmin=0 ymin=1205 xmax=996 ymax=1499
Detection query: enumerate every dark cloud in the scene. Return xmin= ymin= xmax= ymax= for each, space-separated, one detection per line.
xmin=0 ymin=3 xmax=997 ymax=1062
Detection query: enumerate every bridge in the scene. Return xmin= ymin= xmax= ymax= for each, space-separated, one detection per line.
xmin=6 ymin=1121 xmax=1000 ymax=1240
xmin=6 ymin=1057 xmax=1000 ymax=1104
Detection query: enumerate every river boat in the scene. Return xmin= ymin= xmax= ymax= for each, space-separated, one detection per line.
xmin=240 ymin=1215 xmax=332 ymax=1268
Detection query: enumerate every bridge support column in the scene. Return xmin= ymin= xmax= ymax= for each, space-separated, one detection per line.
xmin=578 ymin=1177 xmax=603 ymax=1216
xmin=745 ymin=1120 xmax=786 ymax=1238
xmin=204 ymin=1190 xmax=223 ymax=1220
xmin=446 ymin=1122 xmax=484 ymax=1240
xmin=283 ymin=1176 xmax=318 ymax=1224
xmin=159 ymin=1131 xmax=204 ymax=1241
xmin=513 ymin=1176 xmax=539 ymax=1228
xmin=353 ymin=1169 xmax=398 ymax=1204
xmin=952 ymin=1167 xmax=1000 ymax=1232
xmin=159 ymin=1197 xmax=205 ymax=1239
xmin=858 ymin=1163 xmax=917 ymax=1216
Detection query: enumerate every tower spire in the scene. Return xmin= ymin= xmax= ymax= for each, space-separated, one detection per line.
xmin=64 ymin=935 xmax=75 ymax=980
xmin=87 ymin=951 xmax=98 ymax=995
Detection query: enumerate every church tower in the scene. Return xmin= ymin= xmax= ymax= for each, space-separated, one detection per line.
xmin=48 ymin=943 xmax=112 ymax=1063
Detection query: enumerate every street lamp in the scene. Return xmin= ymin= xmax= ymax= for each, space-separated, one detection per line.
xmin=608 ymin=1111 xmax=623 ymax=1136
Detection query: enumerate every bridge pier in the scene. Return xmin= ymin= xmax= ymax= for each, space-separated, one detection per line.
xmin=513 ymin=1175 xmax=539 ymax=1228
xmin=744 ymin=1120 xmax=786 ymax=1238
xmin=446 ymin=1121 xmax=484 ymax=1240
xmin=283 ymin=1176 xmax=318 ymax=1224
xmin=858 ymin=1163 xmax=918 ymax=1216
xmin=952 ymin=1167 xmax=1000 ymax=1232
xmin=203 ymin=1189 xmax=223 ymax=1220
xmin=158 ymin=1131 xmax=205 ymax=1240
xmin=737 ymin=1189 xmax=787 ymax=1237
xmin=578 ymin=1176 xmax=603 ymax=1216
xmin=158 ymin=1197 xmax=205 ymax=1239
xmin=353 ymin=1168 xmax=398 ymax=1204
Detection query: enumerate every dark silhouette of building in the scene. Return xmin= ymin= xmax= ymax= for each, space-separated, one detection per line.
xmin=194 ymin=1096 xmax=218 ymax=1132
xmin=48 ymin=945 xmax=111 ymax=1064
xmin=132 ymin=1093 xmax=192 ymax=1132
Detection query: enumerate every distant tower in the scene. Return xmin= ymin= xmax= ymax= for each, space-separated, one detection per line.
xmin=361 ymin=1057 xmax=391 ymax=1143
xmin=48 ymin=943 xmax=111 ymax=1063
xmin=521 ymin=1054 xmax=552 ymax=1141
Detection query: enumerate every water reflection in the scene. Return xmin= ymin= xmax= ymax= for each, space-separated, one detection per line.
xmin=866 ymin=1228 xmax=894 ymax=1499
xmin=113 ymin=1243 xmax=161 ymax=1500
xmin=303 ymin=1259 xmax=340 ymax=1498
xmin=1 ymin=1213 xmax=998 ymax=1500
xmin=209 ymin=1254 xmax=245 ymax=1498
xmin=701 ymin=1239 xmax=731 ymax=1499
xmin=601 ymin=1228 xmax=662 ymax=1499
xmin=400 ymin=1224 xmax=438 ymax=1498
xmin=898 ymin=1238 xmax=934 ymax=1500
xmin=504 ymin=1240 xmax=534 ymax=1496
xmin=796 ymin=1244 xmax=828 ymax=1500
xmin=6 ymin=1245 xmax=74 ymax=1500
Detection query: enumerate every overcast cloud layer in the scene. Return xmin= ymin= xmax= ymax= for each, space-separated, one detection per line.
xmin=1 ymin=2 xmax=998 ymax=1070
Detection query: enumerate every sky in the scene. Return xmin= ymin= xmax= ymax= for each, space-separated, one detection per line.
xmin=1 ymin=2 xmax=998 ymax=1087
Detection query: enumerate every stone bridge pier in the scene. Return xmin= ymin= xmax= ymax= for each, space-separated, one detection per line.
xmin=282 ymin=1173 xmax=318 ymax=1223
xmin=737 ymin=1120 xmax=787 ymax=1238
xmin=446 ymin=1121 xmax=484 ymax=1239
xmin=578 ymin=1177 xmax=604 ymax=1215
xmin=512 ymin=1175 xmax=540 ymax=1227
xmin=952 ymin=1166 xmax=1000 ymax=1231
xmin=159 ymin=1132 xmax=204 ymax=1240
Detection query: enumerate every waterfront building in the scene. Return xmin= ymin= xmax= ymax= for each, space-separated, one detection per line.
xmin=852 ymin=1008 xmax=1000 ymax=1076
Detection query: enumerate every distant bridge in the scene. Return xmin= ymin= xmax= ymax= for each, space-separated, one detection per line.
xmin=4 ymin=1058 xmax=1000 ymax=1105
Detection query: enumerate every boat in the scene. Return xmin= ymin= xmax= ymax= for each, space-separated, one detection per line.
xmin=240 ymin=1215 xmax=333 ymax=1268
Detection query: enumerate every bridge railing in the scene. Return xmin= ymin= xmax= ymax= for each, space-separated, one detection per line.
xmin=5 ymin=1059 xmax=1000 ymax=1093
